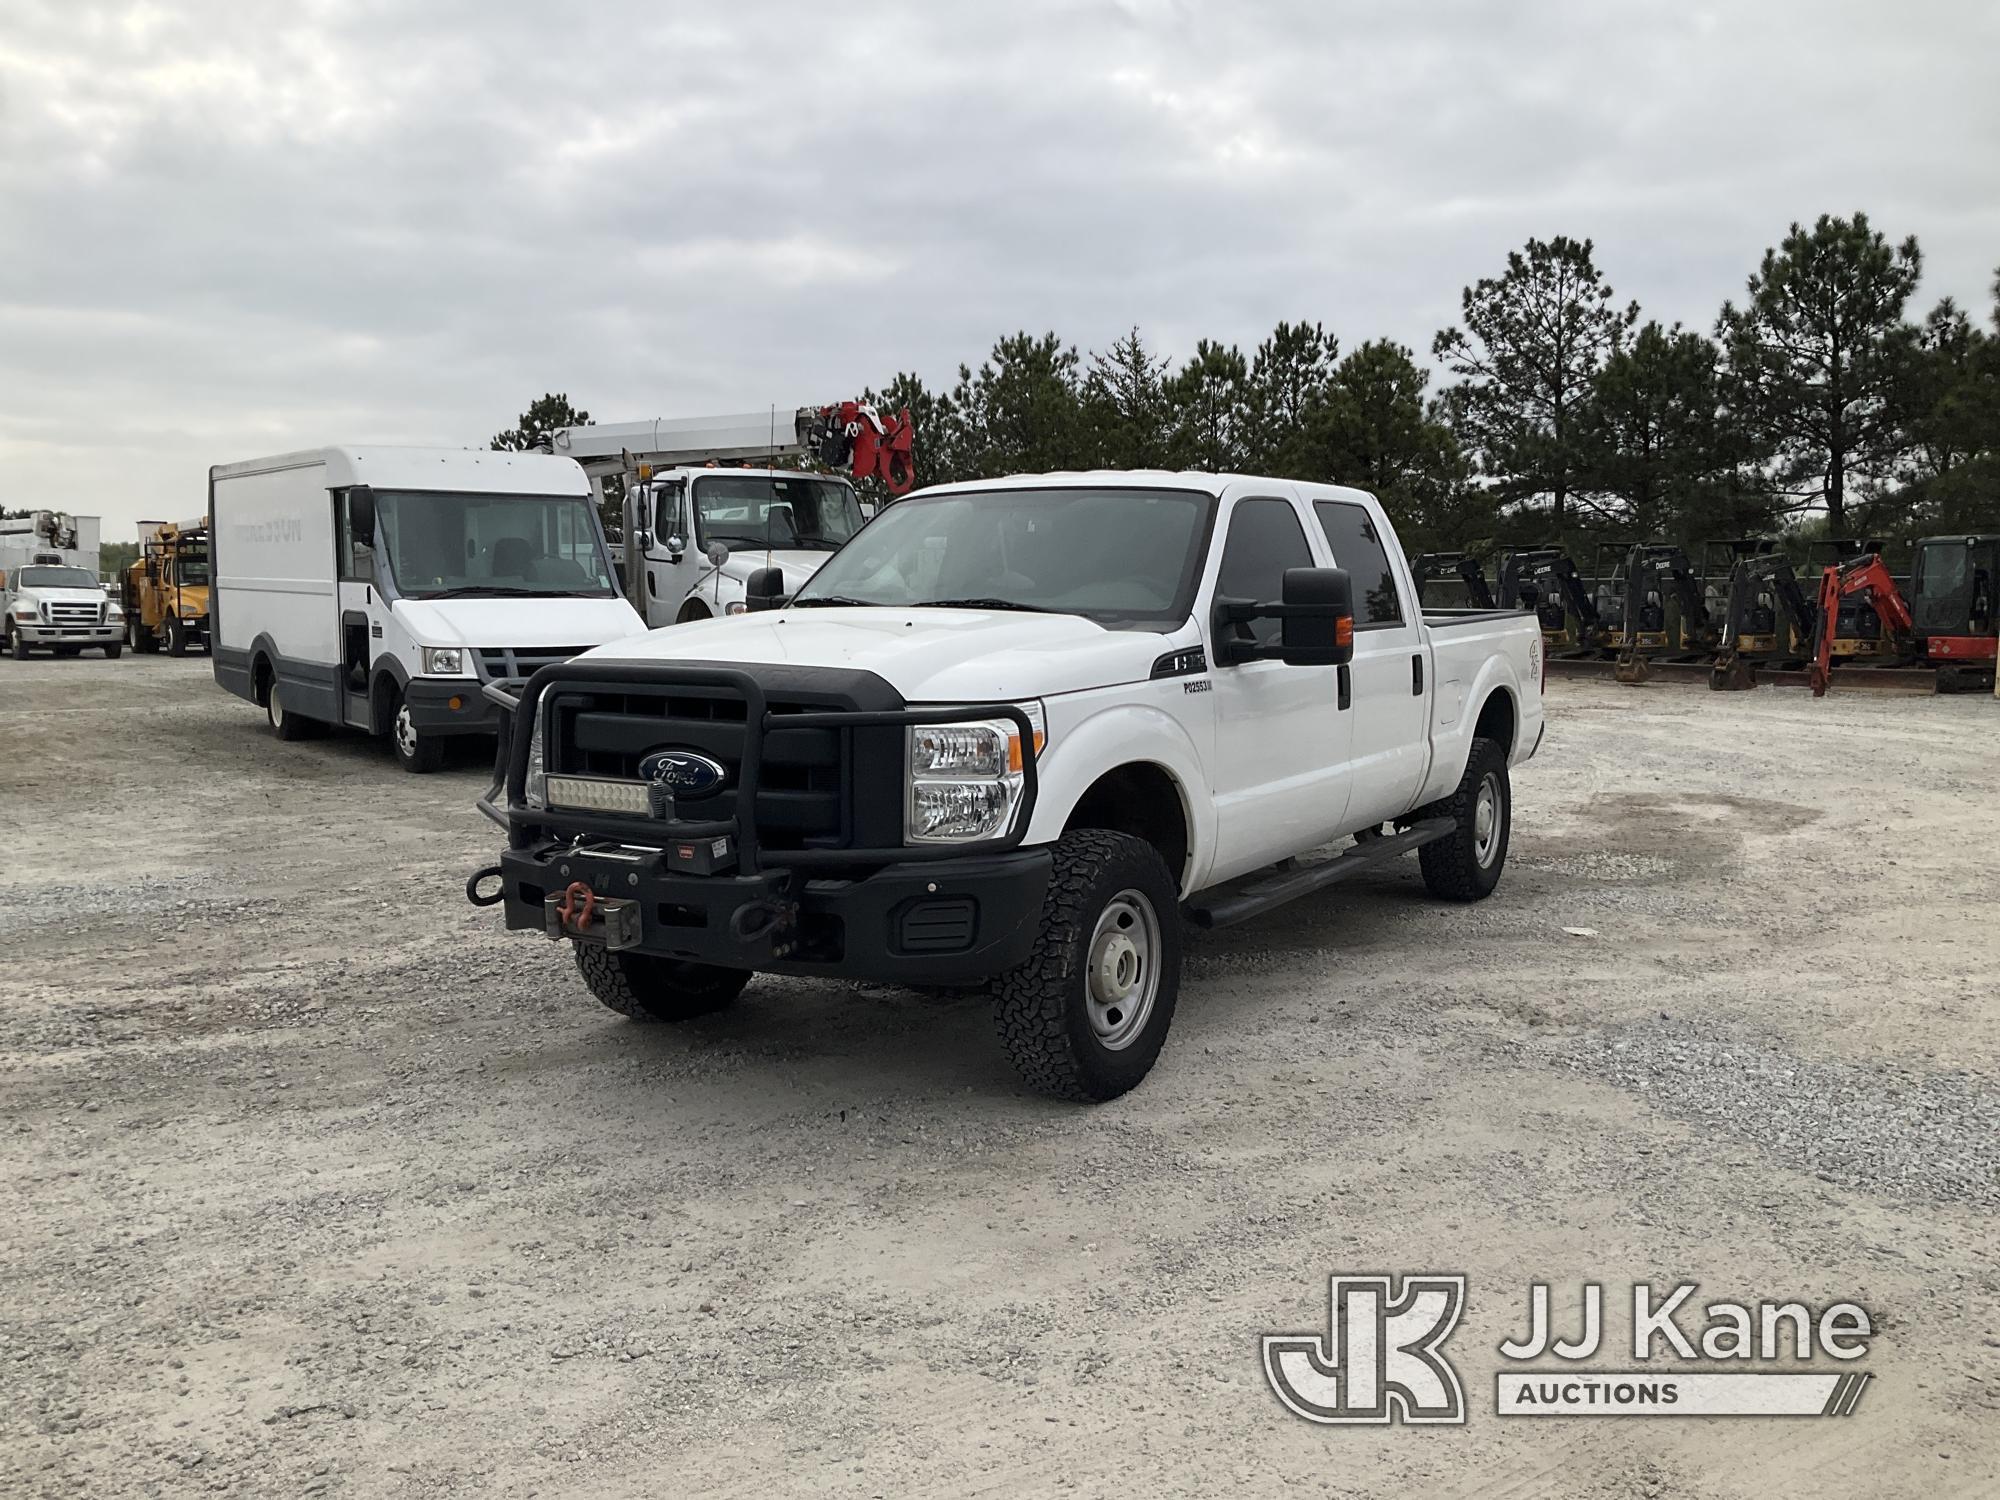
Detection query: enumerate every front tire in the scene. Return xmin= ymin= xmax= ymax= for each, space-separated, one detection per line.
xmin=1416 ymin=736 xmax=1510 ymax=902
xmin=103 ymin=642 xmax=123 ymax=660
xmin=574 ymin=944 xmax=750 ymax=1021
xmin=993 ymin=829 xmax=1182 ymax=1102
xmin=166 ymin=616 xmax=189 ymax=657
xmin=391 ymin=696 xmax=445 ymax=773
xmin=7 ymin=627 xmax=27 ymax=661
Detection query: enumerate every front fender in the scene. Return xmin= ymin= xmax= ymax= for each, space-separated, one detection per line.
xmin=1023 ymin=701 xmax=1214 ymax=896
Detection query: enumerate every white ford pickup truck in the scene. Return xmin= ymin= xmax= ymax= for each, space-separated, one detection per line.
xmin=473 ymin=471 xmax=1545 ymax=1101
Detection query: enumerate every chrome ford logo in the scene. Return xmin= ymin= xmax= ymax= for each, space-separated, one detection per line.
xmin=637 ymin=749 xmax=727 ymax=798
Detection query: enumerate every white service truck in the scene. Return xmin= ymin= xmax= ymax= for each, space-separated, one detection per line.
xmin=210 ymin=446 xmax=648 ymax=771
xmin=472 ymin=471 xmax=1546 ymax=1101
xmin=1 ymin=511 xmax=122 ymax=660
xmin=544 ymin=405 xmax=910 ymax=626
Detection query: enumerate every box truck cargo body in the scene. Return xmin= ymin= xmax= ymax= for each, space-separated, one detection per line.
xmin=210 ymin=446 xmax=647 ymax=771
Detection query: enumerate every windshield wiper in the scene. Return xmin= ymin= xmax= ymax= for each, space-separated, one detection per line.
xmin=909 ymin=597 xmax=1051 ymax=613
xmin=417 ymin=586 xmax=547 ymax=599
xmin=790 ymin=595 xmax=881 ymax=608
xmin=788 ymin=538 xmax=846 ymax=550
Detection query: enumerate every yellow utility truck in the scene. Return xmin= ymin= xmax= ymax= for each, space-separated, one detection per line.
xmin=125 ymin=519 xmax=211 ymax=655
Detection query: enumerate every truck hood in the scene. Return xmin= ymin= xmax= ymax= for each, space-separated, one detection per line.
xmin=582 ymin=607 xmax=1177 ymax=700
xmin=391 ymin=595 xmax=647 ymax=648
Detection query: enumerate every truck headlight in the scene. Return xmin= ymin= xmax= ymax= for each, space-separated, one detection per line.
xmin=107 ymin=604 xmax=124 ymax=620
xmin=422 ymin=646 xmax=465 ymax=676
xmin=524 ymin=706 xmax=547 ymax=809
xmin=906 ymin=701 xmax=1045 ymax=843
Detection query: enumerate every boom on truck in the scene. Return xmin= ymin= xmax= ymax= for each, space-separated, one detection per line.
xmin=124 ymin=519 xmax=211 ymax=655
xmin=544 ymin=403 xmax=915 ymax=627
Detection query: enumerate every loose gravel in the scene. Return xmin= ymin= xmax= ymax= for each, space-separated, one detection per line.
xmin=2 ymin=654 xmax=1997 ymax=1499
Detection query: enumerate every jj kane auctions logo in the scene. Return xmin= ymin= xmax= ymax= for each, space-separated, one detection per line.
xmin=1264 ymin=1275 xmax=1875 ymax=1424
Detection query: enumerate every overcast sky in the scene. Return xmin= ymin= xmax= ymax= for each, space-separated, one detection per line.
xmin=4 ymin=0 xmax=1997 ymax=537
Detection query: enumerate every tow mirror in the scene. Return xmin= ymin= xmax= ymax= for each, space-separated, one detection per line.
xmin=746 ymin=566 xmax=786 ymax=612
xmin=348 ymin=486 xmax=377 ymax=548
xmin=1211 ymin=566 xmax=1354 ymax=666
xmin=1279 ymin=566 xmax=1355 ymax=667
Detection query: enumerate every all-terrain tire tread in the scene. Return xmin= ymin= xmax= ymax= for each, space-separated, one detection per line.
xmin=992 ymin=829 xmax=1179 ymax=1102
xmin=573 ymin=943 xmax=749 ymax=1022
xmin=1415 ymin=735 xmax=1508 ymax=902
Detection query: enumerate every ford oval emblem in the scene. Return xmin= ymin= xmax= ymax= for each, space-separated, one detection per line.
xmin=637 ymin=749 xmax=728 ymax=798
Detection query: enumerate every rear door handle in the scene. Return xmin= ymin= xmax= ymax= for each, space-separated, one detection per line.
xmin=1412 ymin=654 xmax=1424 ymax=695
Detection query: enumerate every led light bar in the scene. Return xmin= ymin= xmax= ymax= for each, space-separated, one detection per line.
xmin=544 ymin=775 xmax=651 ymax=816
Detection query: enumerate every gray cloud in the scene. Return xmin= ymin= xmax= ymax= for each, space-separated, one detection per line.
xmin=3 ymin=0 xmax=1997 ymax=532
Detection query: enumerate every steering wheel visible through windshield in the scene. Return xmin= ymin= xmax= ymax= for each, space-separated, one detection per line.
xmin=694 ymin=474 xmax=862 ymax=552
xmin=789 ymin=486 xmax=1214 ymax=625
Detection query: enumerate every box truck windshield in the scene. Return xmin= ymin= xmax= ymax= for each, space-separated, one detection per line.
xmin=693 ymin=475 xmax=863 ymax=553
xmin=375 ymin=490 xmax=617 ymax=598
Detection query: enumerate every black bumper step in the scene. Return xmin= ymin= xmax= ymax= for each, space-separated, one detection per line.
xmin=1185 ymin=817 xmax=1457 ymax=929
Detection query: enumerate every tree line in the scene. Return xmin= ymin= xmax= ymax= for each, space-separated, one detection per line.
xmin=496 ymin=211 xmax=1997 ymax=559
xmin=861 ymin=213 xmax=1999 ymax=556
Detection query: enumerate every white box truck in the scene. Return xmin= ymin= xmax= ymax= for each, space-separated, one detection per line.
xmin=210 ymin=446 xmax=648 ymax=771
xmin=1 ymin=512 xmax=120 ymax=659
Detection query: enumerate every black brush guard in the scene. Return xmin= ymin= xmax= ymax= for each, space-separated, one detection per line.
xmin=476 ymin=661 xmax=1041 ymax=872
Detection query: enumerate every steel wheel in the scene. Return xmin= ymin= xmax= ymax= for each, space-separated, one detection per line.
xmin=394 ymin=703 xmax=419 ymax=759
xmin=1472 ymin=772 xmax=1502 ymax=869
xmin=1084 ymin=888 xmax=1162 ymax=1051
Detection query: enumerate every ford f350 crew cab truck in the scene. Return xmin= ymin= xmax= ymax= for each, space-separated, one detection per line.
xmin=473 ymin=471 xmax=1545 ymax=1100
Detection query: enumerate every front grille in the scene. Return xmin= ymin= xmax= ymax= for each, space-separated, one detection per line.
xmin=478 ymin=646 xmax=591 ymax=682
xmin=49 ymin=602 xmax=103 ymax=625
xmin=542 ymin=671 xmax=904 ymax=855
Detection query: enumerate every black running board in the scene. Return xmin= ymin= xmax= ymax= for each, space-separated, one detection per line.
xmin=1184 ymin=817 xmax=1458 ymax=930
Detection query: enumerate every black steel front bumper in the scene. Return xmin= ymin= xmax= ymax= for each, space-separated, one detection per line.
xmin=475 ymin=661 xmax=1049 ymax=984
xmin=496 ymin=840 xmax=1050 ymax=983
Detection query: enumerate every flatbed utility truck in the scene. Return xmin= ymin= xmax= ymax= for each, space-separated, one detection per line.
xmin=545 ymin=403 xmax=913 ymax=626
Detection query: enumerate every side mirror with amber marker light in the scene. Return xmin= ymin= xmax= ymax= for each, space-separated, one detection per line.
xmin=1278 ymin=566 xmax=1355 ymax=667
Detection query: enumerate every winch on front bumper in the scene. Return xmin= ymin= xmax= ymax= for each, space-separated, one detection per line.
xmin=469 ymin=661 xmax=1050 ymax=984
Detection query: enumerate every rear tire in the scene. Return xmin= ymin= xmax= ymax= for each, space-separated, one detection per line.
xmin=130 ymin=616 xmax=159 ymax=654
xmin=574 ymin=944 xmax=750 ymax=1021
xmin=267 ymin=683 xmax=316 ymax=741
xmin=992 ymin=829 xmax=1182 ymax=1102
xmin=391 ymin=696 xmax=445 ymax=774
xmin=1416 ymin=736 xmax=1510 ymax=902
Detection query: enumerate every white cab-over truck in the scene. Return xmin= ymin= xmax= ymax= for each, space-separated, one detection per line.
xmin=211 ymin=446 xmax=647 ymax=770
xmin=544 ymin=406 xmax=908 ymax=625
xmin=1 ymin=512 xmax=120 ymax=660
xmin=472 ymin=471 xmax=1545 ymax=1100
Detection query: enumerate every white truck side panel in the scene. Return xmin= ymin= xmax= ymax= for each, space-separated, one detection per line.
xmin=213 ymin=459 xmax=338 ymax=667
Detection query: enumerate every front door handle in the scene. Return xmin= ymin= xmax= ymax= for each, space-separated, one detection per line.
xmin=1411 ymin=654 xmax=1424 ymax=695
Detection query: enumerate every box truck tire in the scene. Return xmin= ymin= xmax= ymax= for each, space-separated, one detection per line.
xmin=392 ymin=696 xmax=445 ymax=774
xmin=267 ymin=685 xmax=317 ymax=742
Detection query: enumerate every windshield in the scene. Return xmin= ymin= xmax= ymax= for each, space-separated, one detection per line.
xmin=18 ymin=565 xmax=97 ymax=590
xmin=694 ymin=474 xmax=862 ymax=552
xmin=374 ymin=491 xmax=617 ymax=598
xmin=790 ymin=486 xmax=1214 ymax=624
xmin=175 ymin=550 xmax=210 ymax=585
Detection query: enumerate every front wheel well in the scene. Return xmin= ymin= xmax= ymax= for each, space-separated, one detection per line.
xmin=677 ymin=600 xmax=712 ymax=623
xmin=1061 ymin=763 xmax=1190 ymax=891
xmin=1473 ymin=688 xmax=1516 ymax=757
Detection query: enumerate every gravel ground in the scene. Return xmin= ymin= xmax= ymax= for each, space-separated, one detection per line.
xmin=2 ymin=654 xmax=1997 ymax=1499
